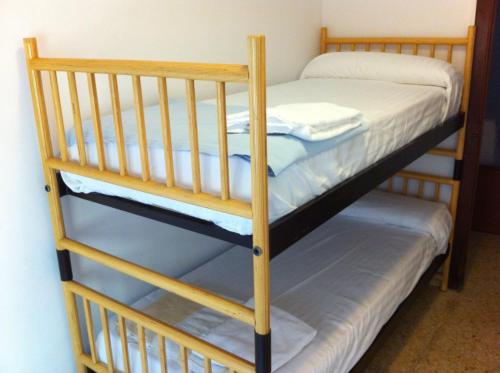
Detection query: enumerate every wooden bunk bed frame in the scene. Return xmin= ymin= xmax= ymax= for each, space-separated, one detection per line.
xmin=24 ymin=25 xmax=475 ymax=373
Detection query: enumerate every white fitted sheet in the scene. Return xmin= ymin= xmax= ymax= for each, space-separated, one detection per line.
xmin=95 ymin=192 xmax=450 ymax=373
xmin=63 ymin=78 xmax=453 ymax=234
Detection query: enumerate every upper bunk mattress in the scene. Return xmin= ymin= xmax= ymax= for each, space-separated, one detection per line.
xmin=62 ymin=77 xmax=457 ymax=234
xmin=95 ymin=191 xmax=451 ymax=373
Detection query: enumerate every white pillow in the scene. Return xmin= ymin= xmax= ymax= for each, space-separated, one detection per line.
xmin=300 ymin=52 xmax=463 ymax=119
xmin=338 ymin=190 xmax=452 ymax=251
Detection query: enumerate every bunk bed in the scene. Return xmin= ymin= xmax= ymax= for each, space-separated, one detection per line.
xmin=23 ymin=25 xmax=475 ymax=373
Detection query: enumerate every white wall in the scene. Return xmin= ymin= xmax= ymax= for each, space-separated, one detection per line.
xmin=0 ymin=1 xmax=322 ymax=372
xmin=321 ymin=0 xmax=476 ymax=36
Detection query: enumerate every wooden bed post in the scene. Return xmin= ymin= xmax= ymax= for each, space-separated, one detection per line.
xmin=441 ymin=25 xmax=476 ymax=291
xmin=23 ymin=38 xmax=84 ymax=373
xmin=248 ymin=35 xmax=271 ymax=373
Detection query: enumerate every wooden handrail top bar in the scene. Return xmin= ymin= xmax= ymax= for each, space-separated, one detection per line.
xmin=326 ymin=36 xmax=468 ymax=46
xmin=47 ymin=158 xmax=252 ymax=218
xmin=396 ymin=170 xmax=458 ymax=186
xmin=29 ymin=57 xmax=250 ymax=82
xmin=60 ymin=238 xmax=255 ymax=326
xmin=65 ymin=281 xmax=255 ymax=373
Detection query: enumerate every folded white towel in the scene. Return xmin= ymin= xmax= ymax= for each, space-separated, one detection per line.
xmin=227 ymin=102 xmax=363 ymax=141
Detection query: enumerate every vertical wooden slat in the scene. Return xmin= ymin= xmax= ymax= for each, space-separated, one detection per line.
xmin=335 ymin=43 xmax=341 ymax=52
xmin=186 ymin=79 xmax=202 ymax=193
xmin=402 ymin=177 xmax=409 ymax=195
xmin=87 ymin=73 xmax=106 ymax=171
xmin=430 ymin=44 xmax=436 ymax=57
xmin=204 ymin=357 xmax=212 ymax=373
xmin=248 ymin=35 xmax=270 ymax=343
xmin=118 ymin=316 xmax=131 ymax=373
xmin=412 ymin=44 xmax=418 ymax=55
xmin=365 ymin=44 xmax=370 ymax=51
xmin=138 ymin=325 xmax=149 ymax=373
xmin=67 ymin=72 xmax=87 ymax=166
xmin=180 ymin=346 xmax=189 ymax=373
xmin=434 ymin=183 xmax=441 ymax=202
xmin=387 ymin=177 xmax=394 ymax=192
xmin=82 ymin=298 xmax=97 ymax=363
xmin=157 ymin=77 xmax=175 ymax=187
xmin=351 ymin=43 xmax=356 ymax=51
xmin=381 ymin=43 xmax=386 ymax=52
xmin=417 ymin=180 xmax=425 ymax=198
xmin=49 ymin=71 xmax=68 ymax=161
xmin=132 ymin=75 xmax=150 ymax=181
xmin=216 ymin=82 xmax=230 ymax=200
xmin=447 ymin=44 xmax=453 ymax=63
xmin=108 ymin=74 xmax=127 ymax=176
xmin=158 ymin=335 xmax=168 ymax=373
xmin=99 ymin=306 xmax=114 ymax=373
xmin=396 ymin=44 xmax=402 ymax=53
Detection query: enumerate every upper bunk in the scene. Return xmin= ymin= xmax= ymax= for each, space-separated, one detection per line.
xmin=26 ymin=26 xmax=475 ymax=258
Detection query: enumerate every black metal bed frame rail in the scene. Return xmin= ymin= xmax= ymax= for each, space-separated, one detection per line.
xmin=58 ymin=112 xmax=464 ymax=259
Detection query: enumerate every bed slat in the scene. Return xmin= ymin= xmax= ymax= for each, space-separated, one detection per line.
xmin=48 ymin=71 xmax=68 ymax=161
xmin=132 ymin=75 xmax=151 ymax=182
xmin=402 ymin=177 xmax=409 ymax=195
xmin=82 ymin=298 xmax=97 ymax=363
xmin=447 ymin=45 xmax=454 ymax=63
xmin=108 ymin=74 xmax=128 ymax=176
xmin=87 ymin=73 xmax=106 ymax=171
xmin=204 ymin=357 xmax=212 ymax=373
xmin=138 ymin=325 xmax=149 ymax=373
xmin=158 ymin=335 xmax=168 ymax=373
xmin=216 ymin=81 xmax=230 ymax=200
xmin=98 ymin=306 xmax=114 ymax=373
xmin=157 ymin=77 xmax=175 ymax=187
xmin=180 ymin=346 xmax=189 ymax=373
xmin=387 ymin=177 xmax=394 ymax=192
xmin=67 ymin=71 xmax=87 ymax=165
xmin=118 ymin=315 xmax=131 ymax=373
xmin=417 ymin=180 xmax=425 ymax=198
xmin=186 ymin=79 xmax=202 ymax=194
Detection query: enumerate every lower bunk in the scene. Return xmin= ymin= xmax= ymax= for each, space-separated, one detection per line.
xmin=83 ymin=190 xmax=451 ymax=373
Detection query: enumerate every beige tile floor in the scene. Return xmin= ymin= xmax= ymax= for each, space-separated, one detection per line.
xmin=363 ymin=231 xmax=500 ymax=373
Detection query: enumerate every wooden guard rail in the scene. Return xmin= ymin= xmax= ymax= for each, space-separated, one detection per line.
xmin=24 ymin=35 xmax=269 ymax=373
xmin=24 ymin=38 xmax=253 ymax=218
xmin=63 ymin=281 xmax=254 ymax=373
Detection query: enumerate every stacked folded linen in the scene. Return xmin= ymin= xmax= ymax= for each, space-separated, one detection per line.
xmin=227 ymin=102 xmax=363 ymax=141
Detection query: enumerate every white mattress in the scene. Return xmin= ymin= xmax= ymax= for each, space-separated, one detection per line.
xmin=63 ymin=78 xmax=453 ymax=234
xmin=95 ymin=192 xmax=451 ymax=373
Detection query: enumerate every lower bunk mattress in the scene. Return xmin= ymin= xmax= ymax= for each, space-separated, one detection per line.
xmin=96 ymin=191 xmax=451 ymax=373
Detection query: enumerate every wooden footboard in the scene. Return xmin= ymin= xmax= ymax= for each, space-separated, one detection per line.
xmin=64 ymin=281 xmax=254 ymax=373
xmin=24 ymin=36 xmax=270 ymax=372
